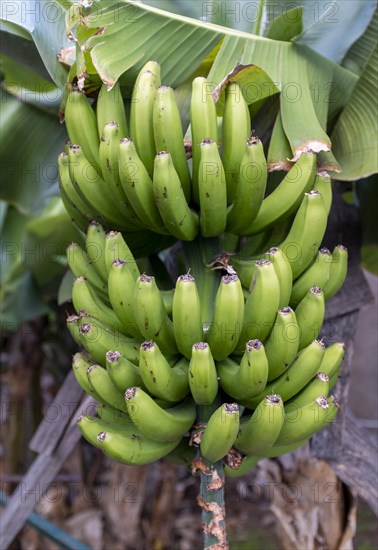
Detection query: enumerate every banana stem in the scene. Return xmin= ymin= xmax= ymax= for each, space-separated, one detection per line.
xmin=196 ymin=403 xmax=228 ymax=550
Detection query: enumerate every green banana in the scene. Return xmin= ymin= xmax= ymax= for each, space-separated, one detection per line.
xmin=96 ymin=81 xmax=128 ymax=138
xmin=134 ymin=274 xmax=178 ymax=355
xmin=329 ymin=365 xmax=342 ymax=392
xmin=235 ymin=259 xmax=281 ymax=352
xmin=275 ymin=395 xmax=340 ymax=446
xmin=264 ymin=307 xmax=300 ymax=382
xmin=280 ymin=190 xmax=328 ymax=279
xmin=224 ymin=455 xmax=260 ymax=478
xmin=153 ymin=151 xmax=199 ymax=241
xmin=118 ymin=138 xmax=168 ymax=234
xmin=77 ymin=415 xmax=138 ymax=448
xmin=139 ymin=341 xmax=189 ymax=402
xmin=313 ymin=173 xmax=333 ymax=216
xmin=234 ymin=394 xmax=284 ymax=455
xmin=245 ymin=152 xmax=316 ymax=235
xmin=226 ymin=137 xmax=267 ymax=234
xmin=64 ymin=88 xmax=100 ymax=169
xmin=317 ymin=342 xmax=345 ymax=378
xmin=265 ymin=247 xmax=293 ymax=308
xmin=130 ymin=62 xmax=161 ymax=176
xmin=78 ymin=322 xmax=139 ymax=366
xmin=67 ymin=315 xmax=82 ymax=347
xmin=228 ymin=255 xmax=258 ymax=289
xmin=96 ymin=403 xmax=131 ymax=426
xmin=164 ymin=437 xmax=196 ymax=466
xmin=85 ymin=221 xmax=108 ymax=283
xmin=66 ymin=243 xmax=108 ymax=303
xmin=290 ymin=248 xmax=332 ymax=307
xmin=295 ymin=286 xmax=325 ymax=350
xmin=217 ymin=339 xmax=269 ymax=400
xmin=206 ymin=274 xmax=244 ymax=360
xmin=198 ymin=139 xmax=227 ymax=237
xmin=106 ymin=350 xmax=143 ymax=392
xmin=286 ymin=372 xmax=330 ymax=409
xmin=190 ymin=76 xmax=218 ymax=204
xmin=323 ymin=245 xmax=348 ymax=300
xmin=97 ymin=429 xmax=180 ymax=466
xmin=200 ymin=403 xmax=240 ymax=462
xmin=86 ymin=364 xmax=129 ymax=412
xmin=244 ymin=339 xmax=325 ymax=408
xmin=188 ymin=342 xmax=218 ymax=405
xmin=104 ymin=231 xmax=140 ymax=281
xmin=72 ymin=351 xmax=102 ymax=400
xmin=107 ymin=259 xmax=143 ymax=340
xmin=125 ymin=387 xmax=195 ymax=442
xmin=60 ymin=185 xmax=90 ymax=233
xmin=153 ymin=85 xmax=191 ymax=201
xmin=222 ymin=82 xmax=251 ymax=204
xmin=172 ymin=274 xmax=203 ymax=359
xmin=72 ymin=276 xmax=121 ymax=332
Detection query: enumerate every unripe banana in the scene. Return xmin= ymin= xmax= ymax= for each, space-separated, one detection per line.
xmin=217 ymin=339 xmax=269 ymax=400
xmin=96 ymin=82 xmax=128 ymax=138
xmin=67 ymin=243 xmax=108 ymax=303
xmin=58 ymin=152 xmax=96 ymax=224
xmin=246 ymin=152 xmax=316 ymax=235
xmin=134 ymin=273 xmax=178 ymax=355
xmin=118 ymin=138 xmax=168 ymax=234
xmin=198 ymin=139 xmax=227 ymax=237
xmin=86 ymin=364 xmax=129 ymax=412
xmin=60 ymin=185 xmax=90 ymax=233
xmin=275 ymin=395 xmax=340 ymax=446
xmin=107 ymin=259 xmax=144 ymax=340
xmin=86 ymin=221 xmax=108 ymax=283
xmin=222 ymin=82 xmax=251 ymax=204
xmin=153 ymin=85 xmax=191 ymax=201
xmin=224 ymin=455 xmax=260 ymax=478
xmin=97 ymin=429 xmax=180 ymax=466
xmin=190 ymin=76 xmax=218 ymax=204
xmin=125 ymin=387 xmax=195 ymax=442
xmin=234 ymin=394 xmax=284 ymax=455
xmin=264 ymin=307 xmax=300 ymax=382
xmin=244 ymin=339 xmax=325 ymax=408
xmin=96 ymin=403 xmax=131 ymax=426
xmin=64 ymin=89 xmax=100 ymax=169
xmin=67 ymin=315 xmax=82 ymax=347
xmin=286 ymin=372 xmax=330 ymax=409
xmin=329 ymin=365 xmax=342 ymax=392
xmin=130 ymin=62 xmax=161 ymax=176
xmin=290 ymin=247 xmax=332 ymax=307
xmin=72 ymin=351 xmax=102 ymax=400
xmin=188 ymin=342 xmax=218 ymax=405
xmin=226 ymin=137 xmax=267 ymax=234
xmin=228 ymin=256 xmax=258 ymax=289
xmin=164 ymin=437 xmax=196 ymax=466
xmin=323 ymin=245 xmax=348 ymax=300
xmin=172 ymin=274 xmax=203 ymax=359
xmin=317 ymin=342 xmax=345 ymax=378
xmin=206 ymin=274 xmax=244 ymax=360
xmin=295 ymin=286 xmax=325 ymax=350
xmin=235 ymin=259 xmax=281 ymax=352
xmin=78 ymin=322 xmax=139 ymax=366
xmin=139 ymin=341 xmax=189 ymax=402
xmin=104 ymin=231 xmax=140 ymax=280
xmin=280 ymin=190 xmax=328 ymax=279
xmin=77 ymin=415 xmax=138 ymax=448
xmin=106 ymin=350 xmax=143 ymax=392
xmin=153 ymin=151 xmax=199 ymax=241
xmin=265 ymin=247 xmax=293 ymax=308
xmin=200 ymin=403 xmax=240 ymax=462
xmin=72 ymin=276 xmax=121 ymax=332
xmin=313 ymin=173 xmax=333 ymax=216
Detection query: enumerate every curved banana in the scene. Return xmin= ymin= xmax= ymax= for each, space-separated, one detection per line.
xmin=134 ymin=274 xmax=178 ymax=355
xmin=234 ymin=394 xmax=284 ymax=455
xmin=72 ymin=351 xmax=101 ymax=400
xmin=198 ymin=139 xmax=227 ymax=237
xmin=224 ymin=455 xmax=260 ymax=478
xmin=139 ymin=341 xmax=189 ymax=402
xmin=96 ymin=403 xmax=131 ymax=426
xmin=96 ymin=81 xmax=128 ymax=138
xmin=78 ymin=321 xmax=139 ymax=366
xmin=60 ymin=185 xmax=90 ymax=233
xmin=217 ymin=339 xmax=269 ymax=400
xmin=106 ymin=350 xmax=143 ymax=392
xmin=85 ymin=221 xmax=108 ymax=283
xmin=118 ymin=138 xmax=168 ymax=234
xmin=290 ymin=247 xmax=332 ymax=307
xmin=200 ymin=403 xmax=240 ymax=462
xmin=104 ymin=231 xmax=140 ymax=281
xmin=265 ymin=247 xmax=293 ymax=308
xmin=317 ymin=342 xmax=345 ymax=378
xmin=86 ymin=364 xmax=129 ymax=412
xmin=153 ymin=151 xmax=199 ymax=241
xmin=286 ymin=372 xmax=330 ymax=409
xmin=77 ymin=415 xmax=138 ymax=448
xmin=246 ymin=152 xmax=316 ymax=235
xmin=125 ymin=387 xmax=195 ymax=442
xmin=280 ymin=190 xmax=328 ymax=279
xmin=72 ymin=276 xmax=121 ymax=332
xmin=188 ymin=342 xmax=218 ymax=405
xmin=66 ymin=243 xmax=108 ymax=303
xmin=153 ymin=85 xmax=191 ymax=201
xmin=313 ymin=173 xmax=333 ymax=216
xmin=130 ymin=62 xmax=161 ymax=176
xmin=172 ymin=274 xmax=203 ymax=359
xmin=323 ymin=245 xmax=348 ymax=300
xmin=206 ymin=273 xmax=244 ymax=360
xmin=264 ymin=307 xmax=300 ymax=382
xmin=64 ymin=88 xmax=100 ymax=169
xmin=226 ymin=137 xmax=267 ymax=234
xmin=222 ymin=82 xmax=251 ymax=204
xmin=58 ymin=152 xmax=96 ymax=224
xmin=67 ymin=315 xmax=82 ymax=347
xmin=190 ymin=76 xmax=218 ymax=204
xmin=229 ymin=255 xmax=258 ymax=289
xmin=295 ymin=286 xmax=325 ymax=350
